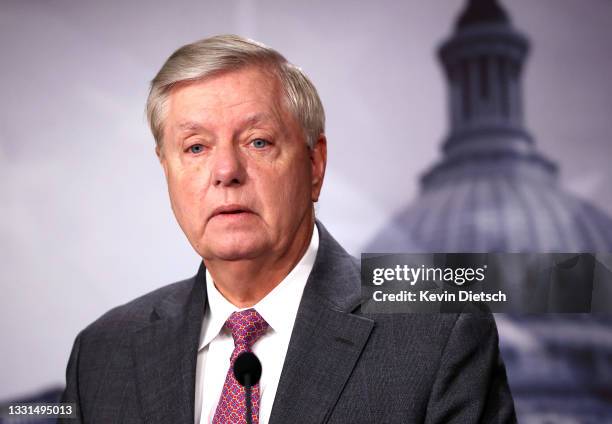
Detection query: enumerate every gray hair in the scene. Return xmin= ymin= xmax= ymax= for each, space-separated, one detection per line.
xmin=146 ymin=34 xmax=325 ymax=149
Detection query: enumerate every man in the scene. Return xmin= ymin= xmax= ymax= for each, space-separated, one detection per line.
xmin=61 ymin=34 xmax=516 ymax=423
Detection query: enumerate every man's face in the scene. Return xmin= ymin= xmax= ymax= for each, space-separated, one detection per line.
xmin=157 ymin=66 xmax=326 ymax=262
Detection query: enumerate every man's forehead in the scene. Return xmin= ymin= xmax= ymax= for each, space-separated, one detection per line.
xmin=173 ymin=66 xmax=280 ymax=101
xmin=175 ymin=112 xmax=280 ymax=133
xmin=169 ymin=68 xmax=285 ymax=112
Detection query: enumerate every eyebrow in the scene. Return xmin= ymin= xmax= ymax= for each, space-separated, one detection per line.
xmin=177 ymin=121 xmax=208 ymax=133
xmin=242 ymin=112 xmax=276 ymax=128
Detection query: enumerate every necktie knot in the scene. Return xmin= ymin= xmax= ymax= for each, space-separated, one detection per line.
xmin=225 ymin=308 xmax=269 ymax=350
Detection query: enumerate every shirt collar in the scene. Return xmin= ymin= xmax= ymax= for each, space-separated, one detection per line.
xmin=198 ymin=225 xmax=319 ymax=351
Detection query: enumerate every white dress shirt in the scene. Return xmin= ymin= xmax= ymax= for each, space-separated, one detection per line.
xmin=195 ymin=226 xmax=319 ymax=424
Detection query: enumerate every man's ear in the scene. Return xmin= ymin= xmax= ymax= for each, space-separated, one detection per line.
xmin=310 ymin=134 xmax=327 ymax=203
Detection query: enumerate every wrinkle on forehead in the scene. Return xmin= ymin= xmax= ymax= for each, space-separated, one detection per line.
xmin=170 ymin=65 xmax=282 ymax=109
xmin=177 ymin=112 xmax=279 ymax=133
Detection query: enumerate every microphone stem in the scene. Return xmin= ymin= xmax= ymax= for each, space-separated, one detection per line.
xmin=245 ymin=375 xmax=252 ymax=424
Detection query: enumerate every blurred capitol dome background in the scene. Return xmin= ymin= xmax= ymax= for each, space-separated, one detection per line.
xmin=367 ymin=0 xmax=612 ymax=422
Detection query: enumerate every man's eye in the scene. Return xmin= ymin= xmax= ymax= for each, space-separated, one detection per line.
xmin=189 ymin=144 xmax=204 ymax=154
xmin=251 ymin=138 xmax=269 ymax=149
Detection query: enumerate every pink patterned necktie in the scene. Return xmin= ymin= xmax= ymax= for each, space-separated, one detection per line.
xmin=212 ymin=309 xmax=269 ymax=424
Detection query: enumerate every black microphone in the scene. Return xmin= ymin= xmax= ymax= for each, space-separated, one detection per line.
xmin=233 ymin=352 xmax=262 ymax=424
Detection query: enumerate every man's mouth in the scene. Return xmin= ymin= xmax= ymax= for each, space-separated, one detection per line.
xmin=210 ymin=205 xmax=255 ymax=220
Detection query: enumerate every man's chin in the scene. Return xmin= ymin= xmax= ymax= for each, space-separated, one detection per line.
xmin=207 ymin=244 xmax=267 ymax=261
xmin=201 ymin=233 xmax=269 ymax=261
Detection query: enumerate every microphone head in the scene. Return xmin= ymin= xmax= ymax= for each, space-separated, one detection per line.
xmin=233 ymin=352 xmax=262 ymax=387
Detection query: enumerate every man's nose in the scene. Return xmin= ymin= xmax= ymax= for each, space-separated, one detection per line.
xmin=211 ymin=144 xmax=246 ymax=187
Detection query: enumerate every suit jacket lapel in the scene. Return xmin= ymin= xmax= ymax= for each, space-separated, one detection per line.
xmin=131 ymin=263 xmax=207 ymax=424
xmin=269 ymin=222 xmax=374 ymax=424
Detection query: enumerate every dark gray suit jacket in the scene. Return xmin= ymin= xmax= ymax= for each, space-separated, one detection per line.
xmin=61 ymin=222 xmax=516 ymax=423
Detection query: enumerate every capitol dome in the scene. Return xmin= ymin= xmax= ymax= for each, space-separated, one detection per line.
xmin=367 ymin=0 xmax=612 ymax=254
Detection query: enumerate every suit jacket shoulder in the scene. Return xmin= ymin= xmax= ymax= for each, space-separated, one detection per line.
xmin=61 ymin=272 xmax=205 ymax=424
xmin=269 ymin=222 xmax=516 ymax=424
xmin=80 ymin=276 xmax=196 ymax=339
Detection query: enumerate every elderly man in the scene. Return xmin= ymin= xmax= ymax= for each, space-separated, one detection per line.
xmin=61 ymin=35 xmax=516 ymax=423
